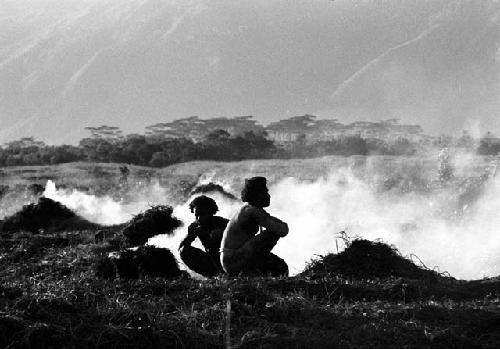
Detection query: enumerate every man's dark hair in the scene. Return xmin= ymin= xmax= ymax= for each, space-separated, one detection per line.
xmin=241 ymin=177 xmax=267 ymax=204
xmin=189 ymin=195 xmax=218 ymax=215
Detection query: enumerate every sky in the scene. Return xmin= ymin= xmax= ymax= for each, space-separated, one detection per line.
xmin=0 ymin=0 xmax=499 ymax=144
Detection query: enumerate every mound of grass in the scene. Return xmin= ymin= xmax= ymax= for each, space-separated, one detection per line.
xmin=302 ymin=239 xmax=444 ymax=281
xmin=122 ymin=205 xmax=182 ymax=246
xmin=0 ymin=197 xmax=98 ymax=233
xmin=95 ymin=246 xmax=185 ymax=279
xmin=190 ymin=182 xmax=238 ymax=200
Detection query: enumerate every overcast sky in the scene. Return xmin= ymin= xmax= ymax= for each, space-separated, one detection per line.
xmin=0 ymin=0 xmax=499 ymax=144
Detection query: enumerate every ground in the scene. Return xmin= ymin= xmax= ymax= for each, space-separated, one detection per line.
xmin=1 ymin=229 xmax=500 ymax=349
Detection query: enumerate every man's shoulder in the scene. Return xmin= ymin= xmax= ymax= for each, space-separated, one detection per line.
xmin=212 ymin=215 xmax=229 ymax=226
xmin=243 ymin=203 xmax=266 ymax=211
xmin=240 ymin=204 xmax=267 ymax=217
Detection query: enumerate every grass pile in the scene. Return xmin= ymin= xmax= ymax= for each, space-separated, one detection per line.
xmin=0 ymin=197 xmax=98 ymax=233
xmin=122 ymin=205 xmax=182 ymax=246
xmin=190 ymin=182 xmax=238 ymax=201
xmin=302 ymin=239 xmax=444 ymax=282
xmin=97 ymin=206 xmax=185 ymax=280
xmin=94 ymin=246 xmax=186 ymax=279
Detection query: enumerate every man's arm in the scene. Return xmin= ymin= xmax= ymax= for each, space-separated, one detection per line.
xmin=250 ymin=207 xmax=289 ymax=236
xmin=178 ymin=223 xmax=198 ymax=250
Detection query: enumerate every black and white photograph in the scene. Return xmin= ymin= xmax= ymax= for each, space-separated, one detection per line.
xmin=1 ymin=0 xmax=500 ymax=348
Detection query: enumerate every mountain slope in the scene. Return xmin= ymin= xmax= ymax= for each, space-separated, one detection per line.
xmin=0 ymin=0 xmax=498 ymax=144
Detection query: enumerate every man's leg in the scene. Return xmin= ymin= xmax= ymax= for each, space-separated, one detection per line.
xmin=242 ymin=230 xmax=281 ymax=259
xmin=179 ymin=246 xmax=220 ymax=277
xmin=247 ymin=253 xmax=289 ymax=277
xmin=222 ymin=230 xmax=282 ymax=275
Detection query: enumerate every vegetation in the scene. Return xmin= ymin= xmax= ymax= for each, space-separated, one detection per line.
xmin=1 ymin=116 xmax=495 ymax=168
xmin=301 ymin=238 xmax=444 ymax=282
xmin=1 ymin=227 xmax=500 ymax=348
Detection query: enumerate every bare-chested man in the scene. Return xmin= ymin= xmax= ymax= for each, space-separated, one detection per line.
xmin=220 ymin=177 xmax=289 ymax=276
xmin=179 ymin=195 xmax=228 ymax=277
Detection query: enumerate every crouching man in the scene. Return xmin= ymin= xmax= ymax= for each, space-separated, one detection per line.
xmin=179 ymin=195 xmax=228 ymax=277
xmin=220 ymin=177 xmax=289 ymax=277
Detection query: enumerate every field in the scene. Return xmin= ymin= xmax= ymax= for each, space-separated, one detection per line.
xmin=1 ymin=156 xmax=500 ymax=348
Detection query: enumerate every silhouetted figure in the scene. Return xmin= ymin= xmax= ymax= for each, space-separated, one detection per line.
xmin=179 ymin=195 xmax=228 ymax=277
xmin=220 ymin=177 xmax=289 ymax=277
xmin=119 ymin=165 xmax=130 ymax=184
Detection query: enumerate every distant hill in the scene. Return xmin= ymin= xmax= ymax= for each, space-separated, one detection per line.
xmin=0 ymin=0 xmax=498 ymax=144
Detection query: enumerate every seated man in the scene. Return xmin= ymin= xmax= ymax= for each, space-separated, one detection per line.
xmin=220 ymin=177 xmax=289 ymax=276
xmin=179 ymin=195 xmax=228 ymax=277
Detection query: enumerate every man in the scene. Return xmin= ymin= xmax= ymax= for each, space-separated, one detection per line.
xmin=220 ymin=177 xmax=289 ymax=276
xmin=179 ymin=195 xmax=228 ymax=277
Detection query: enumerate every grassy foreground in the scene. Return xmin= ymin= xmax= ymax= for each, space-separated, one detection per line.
xmin=1 ymin=230 xmax=500 ymax=349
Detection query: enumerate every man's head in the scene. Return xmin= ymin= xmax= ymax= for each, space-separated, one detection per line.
xmin=189 ymin=195 xmax=218 ymax=225
xmin=241 ymin=176 xmax=270 ymax=208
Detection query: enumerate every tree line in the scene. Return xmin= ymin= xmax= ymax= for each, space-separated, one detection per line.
xmin=0 ymin=128 xmax=497 ymax=168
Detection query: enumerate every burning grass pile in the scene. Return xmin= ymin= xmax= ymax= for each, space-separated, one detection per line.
xmin=302 ymin=239 xmax=444 ymax=281
xmin=0 ymin=197 xmax=98 ymax=233
xmin=122 ymin=205 xmax=182 ymax=246
xmin=95 ymin=206 xmax=185 ymax=280
xmin=190 ymin=182 xmax=238 ymax=201
xmin=94 ymin=246 xmax=185 ymax=279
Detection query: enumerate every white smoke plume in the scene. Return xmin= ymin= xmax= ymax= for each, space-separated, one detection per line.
xmin=42 ymin=180 xmax=170 ymax=225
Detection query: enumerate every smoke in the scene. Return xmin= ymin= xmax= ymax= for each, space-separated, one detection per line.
xmin=268 ymin=169 xmax=500 ymax=279
xmin=42 ymin=180 xmax=171 ymax=225
xmin=39 ymin=156 xmax=500 ymax=280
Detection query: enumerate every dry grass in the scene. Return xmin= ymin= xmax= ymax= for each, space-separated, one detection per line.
xmin=1 ymin=229 xmax=500 ymax=349
xmin=121 ymin=205 xmax=182 ymax=246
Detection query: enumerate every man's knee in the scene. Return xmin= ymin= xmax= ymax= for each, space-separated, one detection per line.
xmin=268 ymin=254 xmax=289 ymax=277
xmin=276 ymin=259 xmax=289 ymax=276
xmin=179 ymin=245 xmax=199 ymax=264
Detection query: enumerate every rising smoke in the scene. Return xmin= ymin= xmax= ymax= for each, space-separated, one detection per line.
xmin=33 ymin=154 xmax=500 ymax=280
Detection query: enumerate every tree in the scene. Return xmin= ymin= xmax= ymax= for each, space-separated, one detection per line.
xmin=204 ymin=129 xmax=231 ymax=145
xmin=84 ymin=125 xmax=123 ymax=143
xmin=339 ymin=135 xmax=368 ymax=155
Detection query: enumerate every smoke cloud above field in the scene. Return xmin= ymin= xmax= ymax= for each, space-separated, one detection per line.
xmin=268 ymin=170 xmax=500 ymax=279
xmin=39 ymin=155 xmax=500 ymax=280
